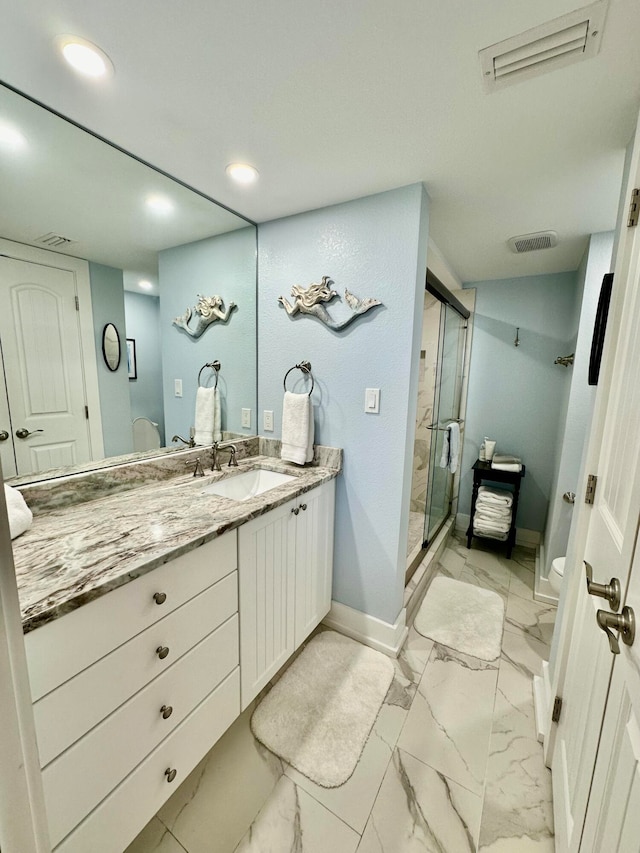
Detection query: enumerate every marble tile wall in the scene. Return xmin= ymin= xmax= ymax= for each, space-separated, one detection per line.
xmin=410 ymin=293 xmax=440 ymax=516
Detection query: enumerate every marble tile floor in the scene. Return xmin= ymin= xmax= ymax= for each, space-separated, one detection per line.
xmin=127 ymin=533 xmax=555 ymax=853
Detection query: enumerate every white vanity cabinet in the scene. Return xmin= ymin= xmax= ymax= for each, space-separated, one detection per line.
xmin=238 ymin=478 xmax=335 ymax=709
xmin=23 ymin=532 xmax=240 ymax=853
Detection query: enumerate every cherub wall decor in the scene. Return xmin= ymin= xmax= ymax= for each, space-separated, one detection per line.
xmin=278 ymin=276 xmax=382 ymax=331
xmin=173 ymin=295 xmax=237 ymax=339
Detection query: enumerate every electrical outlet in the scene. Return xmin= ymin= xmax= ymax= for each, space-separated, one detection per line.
xmin=263 ymin=410 xmax=274 ymax=432
xmin=241 ymin=408 xmax=251 ymax=428
xmin=174 ymin=379 xmax=183 ymax=398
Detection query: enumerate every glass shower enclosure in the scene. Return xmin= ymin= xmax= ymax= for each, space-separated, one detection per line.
xmin=407 ymin=274 xmax=468 ymax=574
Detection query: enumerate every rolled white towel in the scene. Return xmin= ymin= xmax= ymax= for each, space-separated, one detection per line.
xmin=475 ymin=506 xmax=512 ymax=522
xmin=491 ymin=462 xmax=522 ymax=473
xmin=281 ymin=392 xmax=314 ymax=465
xmin=474 ymin=518 xmax=511 ymax=534
xmin=4 ymin=484 xmax=32 ymax=540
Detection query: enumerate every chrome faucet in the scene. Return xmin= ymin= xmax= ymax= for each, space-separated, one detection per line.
xmin=211 ymin=441 xmax=239 ymax=472
xmin=172 ymin=433 xmax=196 ymax=448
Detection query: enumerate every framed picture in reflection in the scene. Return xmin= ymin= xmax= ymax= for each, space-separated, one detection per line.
xmin=126 ymin=338 xmax=137 ymax=380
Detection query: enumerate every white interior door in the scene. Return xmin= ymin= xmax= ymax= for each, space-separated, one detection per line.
xmin=552 ymin=110 xmax=640 ymax=851
xmin=0 ymin=255 xmax=92 ymax=475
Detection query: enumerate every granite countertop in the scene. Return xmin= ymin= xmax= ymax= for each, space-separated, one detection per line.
xmin=13 ymin=454 xmax=340 ymax=634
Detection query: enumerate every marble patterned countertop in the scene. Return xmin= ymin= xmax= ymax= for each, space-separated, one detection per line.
xmin=13 ymin=448 xmax=341 ymax=635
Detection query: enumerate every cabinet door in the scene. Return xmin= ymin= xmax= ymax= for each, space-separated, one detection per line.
xmin=238 ymin=498 xmax=297 ymax=709
xmin=294 ymin=479 xmax=335 ymax=647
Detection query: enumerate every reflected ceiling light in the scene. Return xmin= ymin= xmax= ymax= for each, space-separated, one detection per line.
xmin=138 ymin=280 xmax=153 ymax=291
xmin=0 ymin=120 xmax=26 ymax=151
xmin=56 ymin=35 xmax=114 ymax=78
xmin=145 ymin=195 xmax=174 ymax=215
xmin=225 ymin=163 xmax=259 ymax=185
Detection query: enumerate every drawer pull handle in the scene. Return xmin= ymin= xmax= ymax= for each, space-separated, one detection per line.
xmin=156 ymin=646 xmax=170 ymax=660
xmin=300 ymin=503 xmax=307 ymax=511
xmin=291 ymin=507 xmax=300 ymax=515
xmin=165 ymin=768 xmax=177 ymax=783
xmin=153 ymin=592 xmax=167 ymax=605
xmin=160 ymin=704 xmax=173 ymax=719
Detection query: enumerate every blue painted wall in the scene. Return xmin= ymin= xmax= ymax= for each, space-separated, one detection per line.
xmin=89 ymin=262 xmax=133 ymax=457
xmin=459 ymin=271 xmax=579 ymax=532
xmin=124 ymin=292 xmax=165 ymax=446
xmin=258 ymin=184 xmax=429 ymax=625
xmin=159 ymin=226 xmax=257 ymax=441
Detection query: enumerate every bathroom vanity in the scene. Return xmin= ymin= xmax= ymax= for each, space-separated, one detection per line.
xmin=12 ymin=440 xmax=340 ymax=853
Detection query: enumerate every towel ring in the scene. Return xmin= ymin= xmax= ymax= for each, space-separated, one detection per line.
xmin=198 ymin=360 xmax=221 ymax=389
xmin=283 ymin=361 xmax=314 ymax=396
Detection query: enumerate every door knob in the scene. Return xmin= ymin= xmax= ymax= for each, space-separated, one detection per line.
xmin=584 ymin=561 xmax=621 ymax=611
xmin=15 ymin=428 xmax=44 ymax=439
xmin=596 ymin=606 xmax=635 ymax=655
xmin=0 ymin=430 xmax=8 ymax=441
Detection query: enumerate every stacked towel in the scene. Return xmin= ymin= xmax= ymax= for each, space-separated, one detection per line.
xmin=194 ymin=386 xmax=221 ymax=445
xmin=491 ymin=453 xmax=522 ymax=473
xmin=474 ymin=485 xmax=512 ymax=541
xmin=439 ymin=422 xmax=460 ymax=474
xmin=4 ymin=484 xmax=32 ymax=540
xmin=281 ymin=392 xmax=314 ymax=465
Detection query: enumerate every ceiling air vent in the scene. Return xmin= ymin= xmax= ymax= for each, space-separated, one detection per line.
xmin=479 ymin=0 xmax=608 ymax=92
xmin=33 ymin=232 xmax=77 ymax=248
xmin=508 ymin=231 xmax=558 ymax=254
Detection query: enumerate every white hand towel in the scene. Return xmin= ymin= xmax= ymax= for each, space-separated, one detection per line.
xmin=439 ymin=428 xmax=450 ymax=469
xmin=194 ymin=386 xmax=220 ymax=446
xmin=447 ymin=422 xmax=460 ymax=474
xmin=281 ymin=392 xmax=314 ymax=465
xmin=4 ymin=484 xmax=32 ymax=540
xmin=474 ymin=517 xmax=511 ymax=534
xmin=475 ymin=505 xmax=512 ymax=522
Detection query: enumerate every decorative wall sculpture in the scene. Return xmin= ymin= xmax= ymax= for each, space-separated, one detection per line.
xmin=278 ymin=276 xmax=382 ymax=331
xmin=173 ymin=295 xmax=237 ymax=338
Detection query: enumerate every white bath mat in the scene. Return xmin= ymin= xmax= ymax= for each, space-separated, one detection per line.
xmin=414 ymin=576 xmax=505 ymax=662
xmin=251 ymin=630 xmax=394 ymax=788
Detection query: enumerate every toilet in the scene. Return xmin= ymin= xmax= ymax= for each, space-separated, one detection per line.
xmin=549 ymin=556 xmax=565 ymax=595
xmin=132 ymin=417 xmax=161 ymax=452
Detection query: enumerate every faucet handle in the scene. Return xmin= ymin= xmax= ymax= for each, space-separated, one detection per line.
xmin=186 ymin=457 xmax=205 ymax=477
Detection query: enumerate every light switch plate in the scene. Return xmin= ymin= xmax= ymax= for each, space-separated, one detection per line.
xmin=174 ymin=379 xmax=183 ymax=398
xmin=241 ymin=408 xmax=251 ymax=428
xmin=263 ymin=410 xmax=274 ymax=431
xmin=365 ymin=388 xmax=380 ymax=413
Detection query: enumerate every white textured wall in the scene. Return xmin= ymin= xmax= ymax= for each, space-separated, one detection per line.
xmin=258 ymin=185 xmax=429 ymax=625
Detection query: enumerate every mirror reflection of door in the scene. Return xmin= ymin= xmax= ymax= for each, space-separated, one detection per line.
xmin=0 ymin=255 xmax=93 ymax=477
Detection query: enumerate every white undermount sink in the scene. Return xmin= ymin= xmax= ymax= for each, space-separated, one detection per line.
xmin=201 ymin=467 xmax=297 ymax=501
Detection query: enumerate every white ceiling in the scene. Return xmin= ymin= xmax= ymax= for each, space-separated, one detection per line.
xmin=1 ymin=0 xmax=639 ymax=282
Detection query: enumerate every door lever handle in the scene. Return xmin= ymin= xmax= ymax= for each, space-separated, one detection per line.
xmin=15 ymin=428 xmax=44 ymax=440
xmin=584 ymin=561 xmax=621 ymax=611
xmin=596 ymin=606 xmax=635 ymax=655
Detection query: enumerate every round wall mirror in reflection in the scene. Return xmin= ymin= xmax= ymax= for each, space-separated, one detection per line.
xmin=102 ymin=323 xmax=121 ymax=372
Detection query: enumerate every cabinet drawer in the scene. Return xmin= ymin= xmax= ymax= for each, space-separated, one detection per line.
xmin=34 ymin=571 xmax=237 ymax=767
xmin=26 ymin=531 xmax=237 ymax=701
xmin=44 ymin=614 xmax=238 ymax=848
xmin=54 ymin=667 xmax=240 ymax=853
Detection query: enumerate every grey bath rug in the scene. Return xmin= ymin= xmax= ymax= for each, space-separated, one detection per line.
xmin=414 ymin=576 xmax=505 ymax=662
xmin=251 ymin=630 xmax=394 ymax=788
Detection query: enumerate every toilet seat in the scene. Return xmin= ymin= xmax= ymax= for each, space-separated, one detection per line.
xmin=549 ymin=556 xmax=565 ymax=594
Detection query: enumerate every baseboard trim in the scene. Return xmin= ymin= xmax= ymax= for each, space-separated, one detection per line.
xmin=322 ymin=601 xmax=408 ymax=659
xmin=455 ymin=513 xmax=541 ymax=547
xmin=533 ymin=660 xmax=552 ymax=744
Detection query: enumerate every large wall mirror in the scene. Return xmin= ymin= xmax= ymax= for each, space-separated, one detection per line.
xmin=0 ymin=83 xmax=257 ymax=483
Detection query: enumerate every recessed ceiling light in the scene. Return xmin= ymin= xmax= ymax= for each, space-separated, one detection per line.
xmin=56 ymin=35 xmax=114 ymax=78
xmin=138 ymin=280 xmax=153 ymax=291
xmin=0 ymin=120 xmax=26 ymax=151
xmin=226 ymin=163 xmax=259 ymax=185
xmin=145 ymin=195 xmax=174 ymax=215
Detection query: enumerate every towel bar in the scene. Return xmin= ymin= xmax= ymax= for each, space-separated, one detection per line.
xmin=198 ymin=360 xmax=221 ymax=388
xmin=283 ymin=361 xmax=314 ymax=396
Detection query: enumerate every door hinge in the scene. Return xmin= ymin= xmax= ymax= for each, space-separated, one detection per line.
xmin=585 ymin=473 xmax=598 ymax=505
xmin=628 ymin=188 xmax=639 ymax=227
xmin=84 ymin=405 xmax=89 ymax=420
xmin=75 ymin=295 xmax=80 ymax=311
xmin=552 ymin=695 xmax=563 ymax=724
